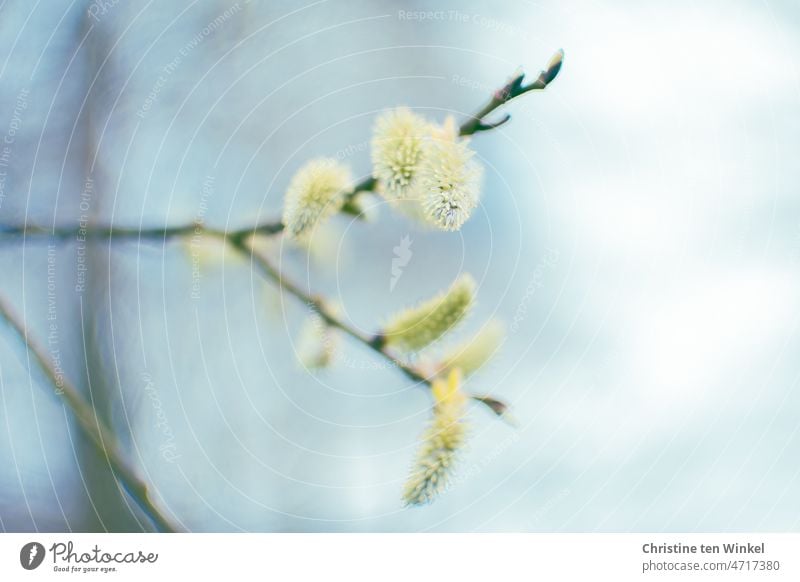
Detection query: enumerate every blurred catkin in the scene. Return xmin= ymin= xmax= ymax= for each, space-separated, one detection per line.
xmin=438 ymin=319 xmax=505 ymax=377
xmin=296 ymin=311 xmax=339 ymax=369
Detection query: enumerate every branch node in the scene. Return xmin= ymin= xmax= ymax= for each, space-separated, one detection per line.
xmin=368 ymin=333 xmax=386 ymax=351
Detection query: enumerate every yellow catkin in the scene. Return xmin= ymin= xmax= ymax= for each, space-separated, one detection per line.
xmin=418 ymin=133 xmax=482 ymax=231
xmin=403 ymin=369 xmax=468 ymax=506
xmin=282 ymin=158 xmax=351 ymax=240
xmin=382 ymin=274 xmax=475 ymax=353
xmin=371 ymin=107 xmax=430 ymax=199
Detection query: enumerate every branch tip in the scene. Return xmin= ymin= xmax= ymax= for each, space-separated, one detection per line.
xmin=473 ymin=395 xmax=514 ymax=424
xmin=476 ymin=113 xmax=511 ymax=132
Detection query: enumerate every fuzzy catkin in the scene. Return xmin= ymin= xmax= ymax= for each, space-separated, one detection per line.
xmin=371 ymin=107 xmax=429 ymax=199
xmin=282 ymin=158 xmax=351 ymax=240
xmin=382 ymin=274 xmax=475 ymax=353
xmin=403 ymin=369 xmax=468 ymax=506
xmin=418 ymin=136 xmax=482 ymax=231
xmin=371 ymin=109 xmax=484 ymax=231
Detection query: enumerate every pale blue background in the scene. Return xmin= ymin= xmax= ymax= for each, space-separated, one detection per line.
xmin=0 ymin=0 xmax=798 ymax=531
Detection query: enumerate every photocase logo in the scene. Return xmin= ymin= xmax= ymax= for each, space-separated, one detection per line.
xmin=390 ymin=235 xmax=413 ymax=291
xmin=20 ymin=542 xmax=45 ymax=570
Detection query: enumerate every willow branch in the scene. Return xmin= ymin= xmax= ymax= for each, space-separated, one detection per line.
xmin=231 ymin=236 xmax=509 ymax=418
xmin=0 ymin=293 xmax=180 ymax=532
xmin=0 ymin=221 xmax=284 ymax=242
xmin=459 ymin=49 xmax=564 ymax=137
xmin=1 ymin=50 xmax=563 ymax=237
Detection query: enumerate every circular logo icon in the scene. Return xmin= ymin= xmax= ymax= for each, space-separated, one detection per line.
xmin=20 ymin=542 xmax=45 ymax=570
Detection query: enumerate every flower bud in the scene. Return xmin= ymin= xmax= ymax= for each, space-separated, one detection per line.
xmin=542 ymin=49 xmax=564 ymax=86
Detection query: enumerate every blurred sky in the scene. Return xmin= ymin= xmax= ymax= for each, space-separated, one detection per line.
xmin=0 ymin=0 xmax=799 ymax=532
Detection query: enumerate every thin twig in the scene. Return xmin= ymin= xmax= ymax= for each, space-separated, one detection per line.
xmin=232 ymin=236 xmax=508 ymax=417
xmin=459 ymin=49 xmax=564 ymax=137
xmin=0 ymin=293 xmax=180 ymax=532
xmin=0 ymin=221 xmax=285 ymax=242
